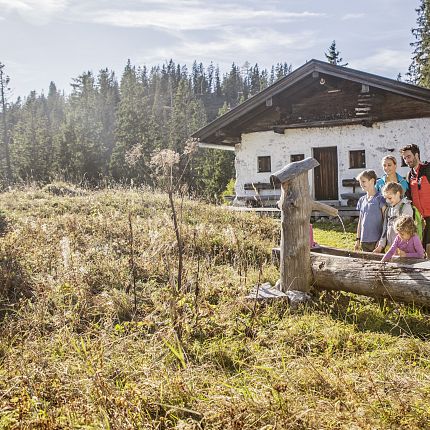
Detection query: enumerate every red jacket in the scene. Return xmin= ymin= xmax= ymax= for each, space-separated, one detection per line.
xmin=408 ymin=162 xmax=430 ymax=218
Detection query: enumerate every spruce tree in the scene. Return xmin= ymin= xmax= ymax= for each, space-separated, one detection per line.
xmin=194 ymin=102 xmax=235 ymax=201
xmin=0 ymin=62 xmax=12 ymax=182
xmin=169 ymin=79 xmax=193 ymax=153
xmin=249 ymin=64 xmax=262 ymax=95
xmin=46 ymin=82 xmax=66 ymax=179
xmin=408 ymin=0 xmax=430 ymax=87
xmin=97 ymin=68 xmax=120 ymax=175
xmin=62 ymin=71 xmax=105 ymax=182
xmin=111 ymin=60 xmax=152 ymax=183
xmin=222 ymin=63 xmax=244 ymax=107
xmin=325 ymin=40 xmax=348 ymax=66
xmin=214 ymin=66 xmax=222 ymax=96
xmin=11 ymin=91 xmax=52 ymax=181
xmin=207 ymin=62 xmax=215 ymax=93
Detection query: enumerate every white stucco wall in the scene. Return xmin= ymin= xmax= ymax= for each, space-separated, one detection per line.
xmin=234 ymin=117 xmax=430 ymax=205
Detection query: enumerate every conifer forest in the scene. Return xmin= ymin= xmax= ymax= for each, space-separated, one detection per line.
xmin=0 ymin=60 xmax=291 ymax=200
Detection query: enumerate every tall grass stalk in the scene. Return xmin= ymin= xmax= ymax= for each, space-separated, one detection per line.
xmin=1 ymin=188 xmax=430 ymax=428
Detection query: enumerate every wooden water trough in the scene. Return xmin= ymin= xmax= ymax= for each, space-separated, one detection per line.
xmin=272 ymin=246 xmax=430 ymax=307
xmin=270 ymin=157 xmax=430 ymax=307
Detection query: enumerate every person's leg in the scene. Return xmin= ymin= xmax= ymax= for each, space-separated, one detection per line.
xmin=423 ymin=217 xmax=430 ymax=256
xmin=361 ymin=242 xmax=377 ymax=252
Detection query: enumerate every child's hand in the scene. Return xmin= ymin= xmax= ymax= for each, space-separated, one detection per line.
xmin=397 ymin=249 xmax=406 ymax=257
xmin=373 ymin=246 xmax=383 ymax=253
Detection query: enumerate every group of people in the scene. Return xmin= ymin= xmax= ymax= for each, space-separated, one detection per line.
xmin=355 ymin=144 xmax=430 ymax=262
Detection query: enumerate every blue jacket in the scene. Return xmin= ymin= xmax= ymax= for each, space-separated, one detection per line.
xmin=375 ymin=173 xmax=409 ymax=193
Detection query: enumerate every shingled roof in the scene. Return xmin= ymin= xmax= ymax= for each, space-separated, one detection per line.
xmin=192 ymin=59 xmax=430 ymax=148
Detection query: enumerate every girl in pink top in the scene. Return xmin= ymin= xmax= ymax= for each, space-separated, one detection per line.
xmin=382 ymin=215 xmax=425 ymax=262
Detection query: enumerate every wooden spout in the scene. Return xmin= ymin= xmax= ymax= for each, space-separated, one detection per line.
xmin=312 ymin=201 xmax=338 ymax=217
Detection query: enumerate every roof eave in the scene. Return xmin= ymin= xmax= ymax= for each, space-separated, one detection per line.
xmin=192 ymin=59 xmax=430 ymax=143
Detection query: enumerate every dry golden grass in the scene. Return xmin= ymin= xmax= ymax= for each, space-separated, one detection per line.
xmin=1 ymin=186 xmax=430 ymax=429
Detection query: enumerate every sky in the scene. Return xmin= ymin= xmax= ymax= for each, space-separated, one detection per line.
xmin=0 ymin=0 xmax=421 ymax=100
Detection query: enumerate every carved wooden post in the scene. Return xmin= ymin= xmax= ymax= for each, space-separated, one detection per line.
xmin=271 ymin=157 xmax=338 ymax=293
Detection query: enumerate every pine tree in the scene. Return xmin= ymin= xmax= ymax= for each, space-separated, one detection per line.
xmin=194 ymin=102 xmax=235 ymax=201
xmin=10 ymin=91 xmax=53 ymax=181
xmin=97 ymin=68 xmax=120 ymax=175
xmin=214 ymin=66 xmax=222 ymax=96
xmin=111 ymin=60 xmax=152 ymax=183
xmin=62 ymin=71 xmax=105 ymax=182
xmin=249 ymin=64 xmax=262 ymax=96
xmin=408 ymin=0 xmax=430 ymax=87
xmin=0 ymin=62 xmax=12 ymax=182
xmin=325 ymin=40 xmax=348 ymax=66
xmin=45 ymin=82 xmax=65 ymax=179
xmin=222 ymin=63 xmax=244 ymax=107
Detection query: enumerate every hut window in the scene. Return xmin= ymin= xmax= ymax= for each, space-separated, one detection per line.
xmin=349 ymin=150 xmax=366 ymax=169
xmin=257 ymin=156 xmax=271 ymax=173
xmin=291 ymin=154 xmax=305 ymax=162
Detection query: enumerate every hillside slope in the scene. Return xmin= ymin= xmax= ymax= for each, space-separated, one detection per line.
xmin=0 ymin=187 xmax=430 ymax=429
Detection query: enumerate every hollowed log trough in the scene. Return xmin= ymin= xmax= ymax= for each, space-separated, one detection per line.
xmin=272 ymin=245 xmax=430 ymax=307
xmin=270 ymin=157 xmax=430 ymax=307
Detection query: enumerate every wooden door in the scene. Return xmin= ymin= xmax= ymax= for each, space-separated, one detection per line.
xmin=313 ymin=146 xmax=338 ymax=200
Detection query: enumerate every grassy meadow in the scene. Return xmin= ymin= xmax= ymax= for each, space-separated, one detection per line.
xmin=1 ymin=186 xmax=430 ymax=429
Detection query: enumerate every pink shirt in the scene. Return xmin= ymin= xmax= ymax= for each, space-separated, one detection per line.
xmin=382 ymin=234 xmax=425 ymax=262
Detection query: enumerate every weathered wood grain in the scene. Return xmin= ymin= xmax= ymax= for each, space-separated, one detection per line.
xmin=278 ymin=173 xmax=313 ymax=292
xmin=273 ymin=246 xmax=430 ymax=306
xmin=311 ymin=251 xmax=430 ymax=306
xmin=311 ymin=201 xmax=338 ymax=217
xmin=270 ymin=157 xmax=319 ymax=185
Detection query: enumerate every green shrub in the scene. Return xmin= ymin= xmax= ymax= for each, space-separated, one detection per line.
xmin=42 ymin=181 xmax=85 ymax=197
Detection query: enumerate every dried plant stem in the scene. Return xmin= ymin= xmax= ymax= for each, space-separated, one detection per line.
xmin=193 ymin=230 xmax=201 ymax=326
xmin=168 ymin=189 xmax=183 ymax=294
xmin=127 ymin=212 xmax=137 ymax=314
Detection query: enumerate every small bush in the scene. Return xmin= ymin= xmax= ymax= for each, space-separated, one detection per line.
xmin=42 ymin=181 xmax=85 ymax=197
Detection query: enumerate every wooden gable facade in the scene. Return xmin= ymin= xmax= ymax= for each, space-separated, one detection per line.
xmin=192 ymin=59 xmax=430 ymax=206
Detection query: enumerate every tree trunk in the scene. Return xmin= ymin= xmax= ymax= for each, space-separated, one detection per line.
xmin=279 ymin=172 xmax=312 ymax=292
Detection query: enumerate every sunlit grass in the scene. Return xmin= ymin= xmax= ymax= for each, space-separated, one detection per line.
xmin=1 ymin=187 xmax=430 ymax=429
xmin=312 ymin=218 xmax=357 ymax=250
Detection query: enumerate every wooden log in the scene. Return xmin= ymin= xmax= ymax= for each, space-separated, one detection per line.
xmin=311 ymin=201 xmax=338 ymax=217
xmin=279 ymin=172 xmax=312 ymax=292
xmin=272 ymin=246 xmax=430 ymax=306
xmin=311 ymin=248 xmax=430 ymax=306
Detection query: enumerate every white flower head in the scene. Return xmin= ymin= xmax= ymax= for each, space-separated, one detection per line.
xmin=125 ymin=144 xmax=144 ymax=167
xmin=183 ymin=138 xmax=199 ymax=156
xmin=150 ymin=149 xmax=180 ymax=176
